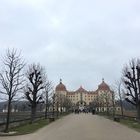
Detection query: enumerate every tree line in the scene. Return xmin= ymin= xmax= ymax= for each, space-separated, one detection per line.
xmin=1 ymin=48 xmax=140 ymax=132
xmin=113 ymin=58 xmax=140 ymax=122
xmin=90 ymin=58 xmax=140 ymax=123
xmin=0 ymin=49 xmax=53 ymax=132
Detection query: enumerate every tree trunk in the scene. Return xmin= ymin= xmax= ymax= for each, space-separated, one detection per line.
xmin=4 ymin=100 xmax=11 ymax=133
xmin=112 ymin=101 xmax=115 ymax=118
xmin=119 ymin=89 xmax=124 ymax=117
xmin=45 ymin=105 xmax=48 ymax=119
xmin=106 ymin=104 xmax=109 ymax=116
xmin=61 ymin=106 xmax=63 ymax=114
xmin=45 ymin=92 xmax=48 ymax=119
xmin=137 ymin=102 xmax=140 ymax=122
xmin=56 ymin=103 xmax=59 ymax=118
xmin=31 ymin=105 xmax=36 ymax=123
xmin=120 ymin=100 xmax=124 ymax=117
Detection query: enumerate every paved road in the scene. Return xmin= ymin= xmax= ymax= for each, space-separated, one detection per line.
xmin=1 ymin=114 xmax=140 ymax=140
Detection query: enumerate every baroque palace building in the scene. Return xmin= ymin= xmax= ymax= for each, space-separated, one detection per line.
xmin=55 ymin=79 xmax=114 ymax=112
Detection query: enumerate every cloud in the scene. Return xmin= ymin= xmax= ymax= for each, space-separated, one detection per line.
xmin=0 ymin=0 xmax=140 ymax=90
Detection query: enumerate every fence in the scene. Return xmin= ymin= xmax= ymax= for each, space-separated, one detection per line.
xmin=98 ymin=110 xmax=138 ymax=121
xmin=0 ymin=111 xmax=57 ymax=131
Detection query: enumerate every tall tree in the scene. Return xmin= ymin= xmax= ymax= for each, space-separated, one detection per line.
xmin=51 ymin=92 xmax=56 ymax=118
xmin=25 ymin=64 xmax=45 ymax=123
xmin=115 ymin=80 xmax=124 ymax=117
xmin=44 ymin=81 xmax=53 ymax=119
xmin=0 ymin=49 xmax=25 ymax=132
xmin=62 ymin=96 xmax=72 ymax=112
xmin=109 ymin=86 xmax=116 ymax=117
xmin=122 ymin=58 xmax=140 ymax=121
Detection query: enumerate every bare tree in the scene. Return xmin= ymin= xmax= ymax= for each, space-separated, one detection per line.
xmin=95 ymin=95 xmax=100 ymax=112
xmin=24 ymin=64 xmax=46 ymax=123
xmin=0 ymin=49 xmax=25 ymax=132
xmin=55 ymin=93 xmax=60 ymax=117
xmin=54 ymin=93 xmax=71 ymax=114
xmin=92 ymin=95 xmax=101 ymax=112
xmin=43 ymin=81 xmax=53 ymax=119
xmin=51 ymin=92 xmax=56 ymax=118
xmin=111 ymin=90 xmax=116 ymax=117
xmin=100 ymin=93 xmax=111 ymax=115
xmin=115 ymin=80 xmax=124 ymax=117
xmin=96 ymin=92 xmax=113 ymax=115
xmin=122 ymin=58 xmax=140 ymax=121
xmin=62 ymin=96 xmax=72 ymax=112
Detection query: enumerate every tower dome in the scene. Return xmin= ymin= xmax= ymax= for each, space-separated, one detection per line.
xmin=98 ymin=78 xmax=110 ymax=91
xmin=55 ymin=79 xmax=67 ymax=92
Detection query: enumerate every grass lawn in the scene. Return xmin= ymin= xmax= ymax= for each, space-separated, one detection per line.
xmin=9 ymin=119 xmax=50 ymax=135
xmin=120 ymin=119 xmax=140 ymax=132
xmin=0 ymin=113 xmax=70 ymax=136
xmin=98 ymin=113 xmax=140 ymax=132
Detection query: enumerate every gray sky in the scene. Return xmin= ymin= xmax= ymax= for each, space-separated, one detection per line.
xmin=0 ymin=0 xmax=140 ymax=91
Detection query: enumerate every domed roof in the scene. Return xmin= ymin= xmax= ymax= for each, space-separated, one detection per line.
xmin=55 ymin=79 xmax=67 ymax=91
xmin=98 ymin=79 xmax=110 ymax=91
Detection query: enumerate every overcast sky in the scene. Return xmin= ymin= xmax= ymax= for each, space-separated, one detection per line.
xmin=0 ymin=0 xmax=140 ymax=91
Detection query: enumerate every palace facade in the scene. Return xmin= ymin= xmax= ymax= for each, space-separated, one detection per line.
xmin=55 ymin=79 xmax=114 ymax=112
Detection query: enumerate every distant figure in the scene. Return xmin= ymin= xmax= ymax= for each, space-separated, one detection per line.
xmin=74 ymin=109 xmax=79 ymax=114
xmin=92 ymin=109 xmax=95 ymax=115
xmin=83 ymin=109 xmax=88 ymax=114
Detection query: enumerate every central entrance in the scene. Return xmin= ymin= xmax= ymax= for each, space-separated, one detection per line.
xmin=76 ymin=101 xmax=87 ymax=111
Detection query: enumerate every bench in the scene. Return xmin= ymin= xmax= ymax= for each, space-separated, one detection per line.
xmin=114 ymin=116 xmax=120 ymax=122
xmin=48 ymin=116 xmax=55 ymax=122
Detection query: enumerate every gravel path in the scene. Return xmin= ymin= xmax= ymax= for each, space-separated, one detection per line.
xmin=0 ymin=114 xmax=140 ymax=140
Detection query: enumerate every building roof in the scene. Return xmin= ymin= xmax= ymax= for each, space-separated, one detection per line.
xmin=55 ymin=78 xmax=111 ymax=93
xmin=76 ymin=86 xmax=87 ymax=92
xmin=98 ymin=79 xmax=110 ymax=91
xmin=55 ymin=79 xmax=67 ymax=92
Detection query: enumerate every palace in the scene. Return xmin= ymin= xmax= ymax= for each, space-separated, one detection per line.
xmin=55 ymin=79 xmax=114 ymax=112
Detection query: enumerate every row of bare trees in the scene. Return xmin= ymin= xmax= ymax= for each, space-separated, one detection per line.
xmin=1 ymin=48 xmax=140 ymax=132
xmin=112 ymin=59 xmax=140 ymax=122
xmin=90 ymin=58 xmax=140 ymax=122
xmin=122 ymin=59 xmax=140 ymax=121
xmin=0 ymin=49 xmax=53 ymax=132
xmin=91 ymin=92 xmax=114 ymax=115
xmin=55 ymin=94 xmax=72 ymax=114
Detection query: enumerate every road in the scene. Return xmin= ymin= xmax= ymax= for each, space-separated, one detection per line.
xmin=0 ymin=114 xmax=140 ymax=140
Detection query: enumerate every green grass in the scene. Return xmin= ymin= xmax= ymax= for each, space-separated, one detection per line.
xmin=10 ymin=119 xmax=49 ymax=135
xmin=0 ymin=113 xmax=70 ymax=136
xmin=120 ymin=119 xmax=140 ymax=132
xmin=9 ymin=113 xmax=69 ymax=135
xmin=98 ymin=113 xmax=140 ymax=132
